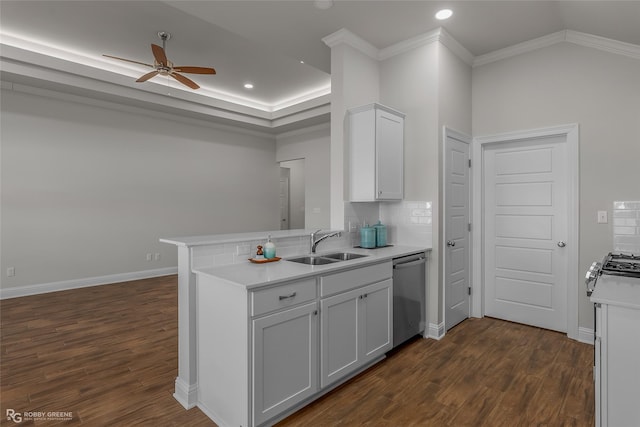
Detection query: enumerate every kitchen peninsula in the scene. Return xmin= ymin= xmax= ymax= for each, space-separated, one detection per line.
xmin=161 ymin=229 xmax=429 ymax=426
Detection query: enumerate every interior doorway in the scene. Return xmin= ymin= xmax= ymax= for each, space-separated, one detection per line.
xmin=279 ymin=159 xmax=305 ymax=229
xmin=443 ymin=128 xmax=472 ymax=331
xmin=472 ymin=124 xmax=579 ymax=339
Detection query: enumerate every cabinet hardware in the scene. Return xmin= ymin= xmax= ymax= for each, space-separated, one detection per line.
xmin=313 ymin=310 xmax=318 ymax=316
xmin=278 ymin=292 xmax=297 ymax=300
xmin=364 ymin=293 xmax=368 ymax=298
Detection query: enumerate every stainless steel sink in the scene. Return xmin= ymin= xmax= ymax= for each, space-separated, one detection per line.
xmin=287 ymin=256 xmax=339 ymax=265
xmin=322 ymin=252 xmax=369 ymax=261
xmin=286 ymin=252 xmax=368 ymax=265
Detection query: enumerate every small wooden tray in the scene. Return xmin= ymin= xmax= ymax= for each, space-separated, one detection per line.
xmin=249 ymin=257 xmax=281 ymax=264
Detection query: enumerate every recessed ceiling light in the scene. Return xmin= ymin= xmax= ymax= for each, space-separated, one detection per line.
xmin=435 ymin=9 xmax=453 ymax=20
xmin=244 ymin=83 xmax=254 ymax=89
xmin=299 ymin=60 xmax=305 ymax=64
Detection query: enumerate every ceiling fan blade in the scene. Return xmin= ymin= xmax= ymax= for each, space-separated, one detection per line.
xmin=173 ymin=66 xmax=216 ymax=75
xmin=151 ymin=44 xmax=168 ymax=66
xmin=170 ymin=72 xmax=200 ymax=89
xmin=136 ymin=70 xmax=159 ymax=83
xmin=103 ymin=54 xmax=154 ymax=68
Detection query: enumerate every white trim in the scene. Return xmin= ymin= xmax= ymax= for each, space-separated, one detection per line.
xmin=442 ymin=127 xmax=473 ymax=331
xmin=0 ymin=267 xmax=177 ymax=300
xmin=438 ymin=28 xmax=475 ymax=66
xmin=276 ymin=121 xmax=330 ymax=139
xmin=379 ymin=28 xmax=441 ymax=61
xmin=473 ymin=30 xmax=640 ymax=67
xmin=322 ymin=28 xmax=378 ymax=60
xmin=427 ymin=322 xmax=446 ymax=340
xmin=174 ymin=377 xmax=199 ymax=410
xmin=472 ymin=124 xmax=580 ymax=341
xmin=578 ymin=327 xmax=595 ymax=345
xmin=324 ymin=27 xmax=474 ymax=67
xmin=565 ymin=30 xmax=640 ymax=61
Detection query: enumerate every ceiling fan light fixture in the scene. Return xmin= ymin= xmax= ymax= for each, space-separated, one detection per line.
xmin=435 ymin=9 xmax=453 ymax=20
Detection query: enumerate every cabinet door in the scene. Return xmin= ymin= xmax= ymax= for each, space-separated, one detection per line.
xmin=320 ymin=288 xmax=361 ymax=388
xmin=252 ymin=302 xmax=318 ymax=426
xmin=360 ymin=279 xmax=393 ymax=362
xmin=375 ymin=109 xmax=404 ymax=200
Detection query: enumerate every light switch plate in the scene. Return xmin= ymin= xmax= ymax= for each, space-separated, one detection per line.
xmin=597 ymin=211 xmax=608 ymax=224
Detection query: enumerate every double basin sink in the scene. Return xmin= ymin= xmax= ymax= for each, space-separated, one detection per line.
xmin=287 ymin=252 xmax=368 ymax=265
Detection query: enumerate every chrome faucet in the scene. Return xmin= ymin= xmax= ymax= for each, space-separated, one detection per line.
xmin=310 ymin=229 xmax=342 ymax=253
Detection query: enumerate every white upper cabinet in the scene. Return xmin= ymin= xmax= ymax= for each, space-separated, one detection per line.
xmin=348 ymin=103 xmax=405 ymax=201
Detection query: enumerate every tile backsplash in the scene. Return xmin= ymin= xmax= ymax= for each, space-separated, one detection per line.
xmin=380 ymin=201 xmax=433 ymax=247
xmin=613 ymin=201 xmax=640 ymax=254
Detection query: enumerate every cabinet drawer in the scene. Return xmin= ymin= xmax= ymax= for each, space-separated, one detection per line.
xmin=320 ymin=261 xmax=392 ymax=297
xmin=252 ymin=279 xmax=317 ymax=317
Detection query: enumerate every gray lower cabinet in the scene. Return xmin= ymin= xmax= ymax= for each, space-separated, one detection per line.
xmin=320 ymin=279 xmax=393 ymax=388
xmin=196 ymin=261 xmax=393 ymax=427
xmin=252 ymin=302 xmax=318 ymax=426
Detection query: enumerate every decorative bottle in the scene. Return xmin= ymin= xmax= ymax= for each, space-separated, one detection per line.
xmin=264 ymin=235 xmax=276 ymax=259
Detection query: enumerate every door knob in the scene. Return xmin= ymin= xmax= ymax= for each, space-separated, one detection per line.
xmin=557 ymin=241 xmax=566 ymax=248
xmin=447 ymin=240 xmax=456 ymax=247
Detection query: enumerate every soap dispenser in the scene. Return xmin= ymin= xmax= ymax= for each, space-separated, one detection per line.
xmin=264 ymin=235 xmax=276 ymax=259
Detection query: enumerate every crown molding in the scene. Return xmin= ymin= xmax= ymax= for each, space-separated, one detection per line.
xmin=473 ymin=31 xmax=566 ymax=67
xmin=473 ymin=30 xmax=640 ymax=67
xmin=565 ymin=30 xmax=640 ymax=61
xmin=438 ymin=27 xmax=475 ymax=66
xmin=378 ymin=28 xmax=441 ymax=60
xmin=325 ymin=26 xmax=474 ymax=67
xmin=322 ymin=28 xmax=378 ymax=60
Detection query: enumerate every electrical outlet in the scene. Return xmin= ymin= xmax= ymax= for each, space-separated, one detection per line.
xmin=146 ymin=253 xmax=152 ymax=262
xmin=7 ymin=267 xmax=15 ymax=277
xmin=597 ymin=211 xmax=608 ymax=224
xmin=154 ymin=253 xmax=161 ymax=261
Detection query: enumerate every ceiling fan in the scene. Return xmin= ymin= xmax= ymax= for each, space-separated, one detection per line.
xmin=103 ymin=31 xmax=216 ymax=90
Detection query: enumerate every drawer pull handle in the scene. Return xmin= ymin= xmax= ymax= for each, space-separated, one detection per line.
xmin=279 ymin=292 xmax=297 ymax=300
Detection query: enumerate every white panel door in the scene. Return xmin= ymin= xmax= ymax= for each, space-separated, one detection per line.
xmin=445 ymin=132 xmax=471 ymax=330
xmin=484 ymin=136 xmax=568 ymax=332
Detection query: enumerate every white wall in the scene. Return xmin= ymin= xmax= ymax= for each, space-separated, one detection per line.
xmin=329 ymin=43 xmax=380 ymax=228
xmin=379 ymin=41 xmax=472 ymax=328
xmin=472 ymin=42 xmax=640 ymax=330
xmin=1 ymin=87 xmax=280 ymax=290
xmin=276 ymin=124 xmax=331 ymax=229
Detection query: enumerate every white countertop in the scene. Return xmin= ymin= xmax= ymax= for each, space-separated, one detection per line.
xmin=160 ymin=229 xmax=323 ymax=247
xmin=194 ymin=245 xmax=429 ymax=289
xmin=590 ymin=274 xmax=640 ymax=310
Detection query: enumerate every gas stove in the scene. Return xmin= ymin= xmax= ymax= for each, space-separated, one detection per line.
xmin=601 ymin=252 xmax=640 ymax=278
xmin=585 ymin=252 xmax=640 ymax=296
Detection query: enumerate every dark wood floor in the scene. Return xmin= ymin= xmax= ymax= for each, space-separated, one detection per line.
xmin=1 ymin=275 xmax=594 ymax=426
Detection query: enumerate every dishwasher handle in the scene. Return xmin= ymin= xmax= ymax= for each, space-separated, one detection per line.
xmin=393 ymin=257 xmax=426 ymax=269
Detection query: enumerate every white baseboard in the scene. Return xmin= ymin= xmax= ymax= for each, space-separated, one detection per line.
xmin=578 ymin=326 xmax=595 ymax=345
xmin=427 ymin=322 xmax=446 ymax=340
xmin=174 ymin=377 xmax=198 ymax=410
xmin=0 ymin=267 xmax=178 ymax=300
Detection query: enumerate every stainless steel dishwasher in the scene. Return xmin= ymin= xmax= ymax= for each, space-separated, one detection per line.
xmin=392 ymin=253 xmax=426 ymax=348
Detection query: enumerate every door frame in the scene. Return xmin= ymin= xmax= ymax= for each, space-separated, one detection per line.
xmin=471 ymin=124 xmax=580 ymax=340
xmin=442 ymin=127 xmax=473 ymax=331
